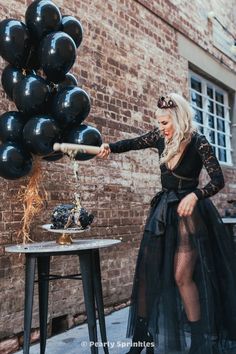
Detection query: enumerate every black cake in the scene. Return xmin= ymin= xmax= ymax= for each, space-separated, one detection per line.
xmin=51 ymin=201 xmax=94 ymax=230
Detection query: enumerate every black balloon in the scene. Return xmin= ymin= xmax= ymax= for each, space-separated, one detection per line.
xmin=13 ymin=74 xmax=50 ymax=116
xmin=23 ymin=115 xmax=61 ymax=156
xmin=25 ymin=0 xmax=62 ymax=40
xmin=57 ymin=73 xmax=78 ymax=92
xmin=52 ymin=87 xmax=91 ymax=127
xmin=43 ymin=151 xmax=63 ymax=162
xmin=0 ymin=111 xmax=26 ymax=143
xmin=61 ymin=16 xmax=83 ymax=48
xmin=40 ymin=31 xmax=76 ymax=83
xmin=1 ymin=65 xmax=26 ymax=100
xmin=64 ymin=124 xmax=102 ymax=160
xmin=0 ymin=19 xmax=31 ymax=67
xmin=0 ymin=142 xmax=32 ymax=180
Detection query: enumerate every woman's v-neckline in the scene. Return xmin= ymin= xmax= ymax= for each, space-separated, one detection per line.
xmin=165 ymin=136 xmax=193 ymax=172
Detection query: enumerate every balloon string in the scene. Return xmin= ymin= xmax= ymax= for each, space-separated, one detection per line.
xmin=24 ymin=44 xmax=33 ymax=72
xmin=17 ymin=157 xmax=48 ymax=244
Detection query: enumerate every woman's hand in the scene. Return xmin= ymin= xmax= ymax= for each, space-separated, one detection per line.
xmin=96 ymin=143 xmax=111 ymax=159
xmin=177 ymin=192 xmax=198 ymax=217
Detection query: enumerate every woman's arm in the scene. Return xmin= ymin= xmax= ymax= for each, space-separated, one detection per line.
xmin=109 ymin=127 xmax=161 ymax=153
xmin=193 ymin=134 xmax=225 ymax=200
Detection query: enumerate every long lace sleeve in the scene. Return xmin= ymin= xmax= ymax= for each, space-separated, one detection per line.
xmin=109 ymin=127 xmax=161 ymax=153
xmin=193 ymin=134 xmax=225 ymax=199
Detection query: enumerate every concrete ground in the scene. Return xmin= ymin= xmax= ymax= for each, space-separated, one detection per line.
xmin=16 ymin=307 xmax=132 ymax=354
xmin=15 ymin=306 xmax=189 ymax=354
xmin=14 ymin=306 xmax=236 ymax=354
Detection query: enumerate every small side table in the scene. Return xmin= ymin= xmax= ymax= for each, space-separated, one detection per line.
xmin=5 ymin=238 xmax=121 ymax=354
xmin=222 ymin=217 xmax=236 ymax=242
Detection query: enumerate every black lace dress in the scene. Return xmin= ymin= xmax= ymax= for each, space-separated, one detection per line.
xmin=109 ymin=129 xmax=236 ymax=354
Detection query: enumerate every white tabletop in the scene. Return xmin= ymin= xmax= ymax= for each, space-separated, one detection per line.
xmin=5 ymin=239 xmax=121 ymax=254
xmin=222 ymin=217 xmax=236 ymax=224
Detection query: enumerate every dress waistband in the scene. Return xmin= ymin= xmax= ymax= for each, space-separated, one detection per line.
xmin=161 ymin=187 xmax=195 ymax=193
xmin=147 ymin=188 xmax=196 ymax=237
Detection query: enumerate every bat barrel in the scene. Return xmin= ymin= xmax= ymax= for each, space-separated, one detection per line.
xmin=53 ymin=143 xmax=101 ymax=155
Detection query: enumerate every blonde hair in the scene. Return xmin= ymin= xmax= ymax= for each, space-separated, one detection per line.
xmin=155 ymin=93 xmax=197 ymax=165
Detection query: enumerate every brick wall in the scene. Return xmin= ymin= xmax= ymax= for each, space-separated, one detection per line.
xmin=0 ymin=0 xmax=236 ymax=351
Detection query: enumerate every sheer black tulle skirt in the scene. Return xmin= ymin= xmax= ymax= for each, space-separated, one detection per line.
xmin=126 ymin=189 xmax=236 ymax=353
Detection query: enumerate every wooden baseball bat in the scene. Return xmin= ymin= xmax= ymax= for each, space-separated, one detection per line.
xmin=53 ymin=143 xmax=101 ymax=155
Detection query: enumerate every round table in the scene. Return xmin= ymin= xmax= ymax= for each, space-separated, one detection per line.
xmin=5 ymin=238 xmax=121 ymax=354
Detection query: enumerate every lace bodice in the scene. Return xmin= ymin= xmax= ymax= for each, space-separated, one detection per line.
xmin=109 ymin=129 xmax=225 ymax=200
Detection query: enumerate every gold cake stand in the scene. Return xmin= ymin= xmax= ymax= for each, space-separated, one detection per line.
xmin=41 ymin=224 xmax=90 ymax=245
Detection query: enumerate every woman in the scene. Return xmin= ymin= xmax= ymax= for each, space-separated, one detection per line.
xmin=97 ymin=93 xmax=236 ymax=354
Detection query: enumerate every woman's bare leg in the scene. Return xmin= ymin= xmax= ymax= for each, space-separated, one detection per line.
xmin=174 ymin=250 xmax=200 ymax=321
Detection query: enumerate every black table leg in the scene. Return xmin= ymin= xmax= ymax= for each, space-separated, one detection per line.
xmin=38 ymin=256 xmax=50 ymax=354
xmin=79 ymin=251 xmax=98 ymax=354
xmin=23 ymin=255 xmax=36 ymax=354
xmin=92 ymin=250 xmax=109 ymax=354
